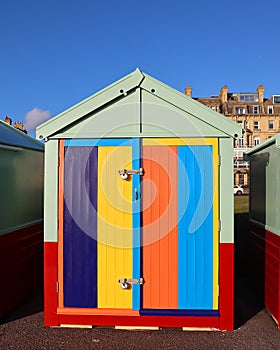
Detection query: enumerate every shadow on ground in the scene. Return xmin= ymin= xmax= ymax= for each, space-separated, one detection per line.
xmin=0 ymin=289 xmax=43 ymax=325
xmin=234 ymin=212 xmax=264 ymax=329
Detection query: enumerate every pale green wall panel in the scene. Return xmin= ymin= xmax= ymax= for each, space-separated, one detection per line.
xmin=266 ymin=144 xmax=280 ymax=233
xmin=219 ymin=138 xmax=234 ymax=243
xmin=44 ymin=140 xmax=59 ymax=242
xmin=59 ymin=89 xmax=141 ymax=138
xmin=0 ymin=148 xmax=44 ymax=235
xmin=141 ymin=90 xmax=225 ymax=137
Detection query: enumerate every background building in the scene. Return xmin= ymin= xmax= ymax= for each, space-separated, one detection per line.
xmin=185 ymin=85 xmax=280 ymax=186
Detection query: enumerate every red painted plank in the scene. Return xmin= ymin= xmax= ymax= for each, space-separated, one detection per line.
xmin=219 ymin=243 xmax=234 ymax=330
xmin=265 ymin=230 xmax=280 ymax=324
xmin=142 ymin=146 xmax=178 ymax=309
xmin=44 ymin=242 xmax=59 ymax=326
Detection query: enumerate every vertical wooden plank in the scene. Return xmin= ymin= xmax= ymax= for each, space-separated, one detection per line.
xmin=132 ymin=139 xmax=141 ymax=310
xmin=63 ymin=146 xmax=98 ymax=308
xmin=142 ymin=145 xmax=178 ymax=309
xmin=97 ymin=146 xmax=133 ymax=309
xmin=178 ymin=146 xmax=214 ymax=310
xmin=58 ymin=139 xmax=65 ymax=308
xmin=178 ymin=146 xmax=195 ymax=308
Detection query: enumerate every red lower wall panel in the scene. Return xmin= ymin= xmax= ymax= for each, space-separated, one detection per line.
xmin=44 ymin=242 xmax=59 ymax=326
xmin=265 ymin=230 xmax=280 ymax=326
xmin=0 ymin=222 xmax=43 ymax=319
xmin=58 ymin=314 xmax=219 ymax=329
xmin=219 ymin=243 xmax=234 ymax=330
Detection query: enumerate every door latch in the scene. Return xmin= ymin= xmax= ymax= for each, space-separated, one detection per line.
xmin=118 ymin=278 xmax=144 ymax=290
xmin=118 ymin=168 xmax=144 ymax=180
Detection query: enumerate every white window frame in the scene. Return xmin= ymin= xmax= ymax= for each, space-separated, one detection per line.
xmin=253 ymin=105 xmax=259 ymax=114
xmin=254 ymin=137 xmax=260 ymax=146
xmin=268 ymin=106 xmax=274 ymax=114
xmin=236 ymin=107 xmax=245 ymax=114
xmin=254 ymin=121 xmax=259 ymax=130
xmin=273 ymin=95 xmax=280 ymax=104
xmin=269 ymin=120 xmax=274 ymax=130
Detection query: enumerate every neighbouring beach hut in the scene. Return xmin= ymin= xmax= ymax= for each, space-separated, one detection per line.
xmin=0 ymin=121 xmax=44 ymax=319
xmin=37 ymin=69 xmax=241 ymax=330
xmin=246 ymin=134 xmax=280 ymax=328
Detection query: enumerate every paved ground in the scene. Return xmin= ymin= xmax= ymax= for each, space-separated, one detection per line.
xmin=1 ymin=282 xmax=280 ymax=350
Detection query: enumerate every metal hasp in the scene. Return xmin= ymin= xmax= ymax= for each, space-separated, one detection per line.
xmin=118 ymin=278 xmax=144 ymax=290
xmin=118 ymin=168 xmax=144 ymax=176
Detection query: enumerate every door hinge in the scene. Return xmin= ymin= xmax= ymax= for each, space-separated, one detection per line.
xmin=218 ymin=220 xmax=222 ymax=232
xmin=218 ymin=155 xmax=221 ymax=166
xmin=56 ymin=281 xmax=59 ymax=293
xmin=217 ymin=285 xmax=220 ymax=297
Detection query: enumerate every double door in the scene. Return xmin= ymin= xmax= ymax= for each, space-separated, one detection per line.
xmin=59 ymin=138 xmax=219 ymax=314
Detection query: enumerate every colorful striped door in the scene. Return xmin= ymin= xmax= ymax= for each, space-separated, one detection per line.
xmin=60 ymin=138 xmax=218 ymax=314
xmin=61 ymin=139 xmax=141 ymax=310
xmin=141 ymin=138 xmax=219 ymax=313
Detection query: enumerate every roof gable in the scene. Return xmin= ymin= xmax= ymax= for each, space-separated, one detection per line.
xmin=36 ymin=69 xmax=241 ymax=140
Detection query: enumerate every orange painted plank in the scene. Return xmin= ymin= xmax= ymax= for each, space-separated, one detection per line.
xmin=142 ymin=145 xmax=178 ymax=309
xmin=57 ymin=308 xmax=139 ymax=316
xmin=58 ymin=139 xmax=65 ymax=308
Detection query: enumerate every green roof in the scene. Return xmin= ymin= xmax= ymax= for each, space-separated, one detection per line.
xmin=37 ymin=68 xmax=241 ymax=140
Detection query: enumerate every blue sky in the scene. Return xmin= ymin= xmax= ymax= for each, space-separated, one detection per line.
xmin=1 ymin=1 xmax=280 ymax=135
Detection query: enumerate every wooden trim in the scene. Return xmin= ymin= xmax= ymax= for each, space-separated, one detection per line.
xmin=58 ymin=139 xmax=65 ymax=308
xmin=57 ymin=308 xmax=139 ymax=316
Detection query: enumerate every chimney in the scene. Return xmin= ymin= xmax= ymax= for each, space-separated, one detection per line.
xmin=4 ymin=116 xmax=12 ymax=125
xmin=219 ymin=86 xmax=228 ymax=104
xmin=185 ymin=85 xmax=192 ymax=97
xmin=257 ymin=85 xmax=264 ymax=103
xmin=14 ymin=121 xmax=23 ymax=130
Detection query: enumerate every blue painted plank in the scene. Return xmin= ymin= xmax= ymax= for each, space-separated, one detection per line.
xmin=178 ymin=145 xmax=214 ymax=310
xmin=132 ymin=138 xmax=141 ymax=310
xmin=65 ymin=138 xmax=132 ymax=147
xmin=178 ymin=146 xmax=196 ymax=309
xmin=140 ymin=309 xmax=219 ymax=317
xmin=63 ymin=146 xmax=98 ymax=307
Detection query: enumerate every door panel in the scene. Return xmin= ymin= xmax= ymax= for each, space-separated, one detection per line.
xmin=142 ymin=138 xmax=219 ymax=311
xmin=97 ymin=145 xmax=133 ymax=309
xmin=63 ymin=146 xmax=98 ymax=308
xmin=61 ymin=138 xmax=218 ymax=313
xmin=178 ymin=145 xmax=214 ymax=309
xmin=142 ymin=145 xmax=178 ymax=309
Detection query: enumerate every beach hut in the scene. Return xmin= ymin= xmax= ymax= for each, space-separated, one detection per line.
xmin=246 ymin=134 xmax=280 ymax=328
xmin=37 ymin=69 xmax=241 ymax=330
xmin=0 ymin=120 xmax=44 ymax=319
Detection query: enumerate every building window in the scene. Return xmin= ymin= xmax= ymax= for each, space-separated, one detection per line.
xmin=254 ymin=137 xmax=260 ymax=146
xmin=236 ymin=107 xmax=245 ymax=114
xmin=268 ymin=106 xmax=274 ymax=114
xmin=239 ymin=94 xmax=258 ymax=102
xmin=245 ymin=121 xmax=249 ymax=129
xmin=269 ymin=120 xmax=274 ymax=130
xmin=254 ymin=121 xmax=259 ymax=129
xmin=273 ymin=95 xmax=280 ymax=104
xmin=238 ymin=138 xmax=244 ymax=147
xmin=253 ymin=106 xmax=259 ymax=114
xmin=238 ymin=173 xmax=244 ymax=185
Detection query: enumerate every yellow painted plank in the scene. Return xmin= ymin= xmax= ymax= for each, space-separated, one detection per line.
xmin=97 ymin=146 xmax=133 ymax=309
xmin=143 ymin=138 xmax=218 ymax=146
xmin=212 ymin=138 xmax=219 ymax=310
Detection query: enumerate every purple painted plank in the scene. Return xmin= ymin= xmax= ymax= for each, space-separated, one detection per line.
xmin=63 ymin=146 xmax=98 ymax=307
